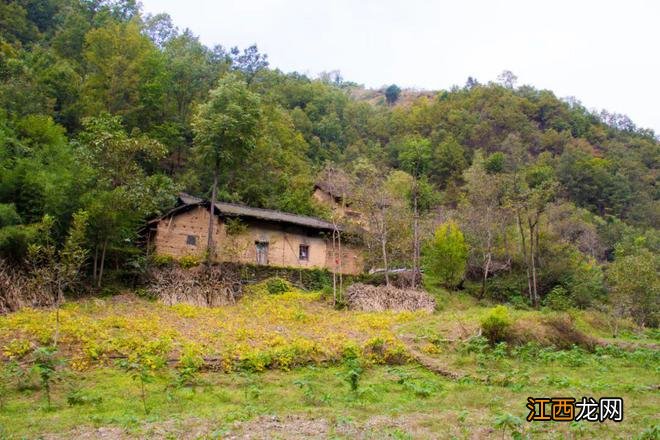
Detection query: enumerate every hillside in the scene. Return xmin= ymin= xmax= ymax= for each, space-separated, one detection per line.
xmin=1 ymin=0 xmax=657 ymax=310
xmin=0 ymin=1 xmax=658 ymax=438
xmin=1 ymin=283 xmax=658 ymax=438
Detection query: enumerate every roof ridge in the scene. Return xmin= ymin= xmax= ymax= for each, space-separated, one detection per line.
xmin=172 ymin=194 xmax=339 ymax=230
xmin=214 ymin=200 xmax=332 ymax=222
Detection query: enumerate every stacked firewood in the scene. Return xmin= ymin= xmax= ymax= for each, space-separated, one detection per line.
xmin=344 ymin=282 xmax=435 ymax=312
xmin=0 ymin=260 xmax=54 ymax=314
xmin=147 ymin=264 xmax=242 ymax=307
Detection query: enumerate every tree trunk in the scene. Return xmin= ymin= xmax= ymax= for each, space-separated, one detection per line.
xmin=481 ymin=252 xmax=491 ymax=299
xmin=528 ymin=217 xmax=539 ymax=307
xmin=337 ymin=229 xmax=343 ymax=293
xmin=501 ymin=221 xmax=512 ymax=271
xmin=380 ymin=206 xmax=389 ymax=286
xmin=207 ymin=169 xmax=218 ymax=263
xmin=411 ymin=179 xmax=419 ymax=289
xmin=97 ymin=239 xmax=108 ymax=288
xmin=480 ymin=226 xmax=493 ymax=299
xmin=332 ymin=229 xmax=337 ymax=306
xmin=92 ymin=246 xmax=98 ymax=282
xmin=54 ymin=283 xmax=62 ymax=347
xmin=517 ymin=212 xmax=533 ymax=304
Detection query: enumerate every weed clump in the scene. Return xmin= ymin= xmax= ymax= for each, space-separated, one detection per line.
xmin=543 ymin=286 xmax=574 ymax=311
xmin=543 ymin=314 xmax=596 ymax=350
xmin=266 ymin=277 xmax=292 ymax=295
xmin=481 ymin=306 xmax=513 ymax=344
xmin=178 ymin=255 xmax=201 ymax=269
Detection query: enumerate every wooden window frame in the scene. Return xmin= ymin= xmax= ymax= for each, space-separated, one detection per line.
xmin=299 ymin=244 xmax=310 ymax=261
xmin=255 ymin=241 xmax=269 ymax=265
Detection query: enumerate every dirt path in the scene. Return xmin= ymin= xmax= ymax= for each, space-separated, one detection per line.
xmin=396 ymin=334 xmax=474 ymax=381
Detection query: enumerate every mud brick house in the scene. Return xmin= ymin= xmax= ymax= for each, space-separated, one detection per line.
xmin=148 ymin=194 xmax=364 ymax=275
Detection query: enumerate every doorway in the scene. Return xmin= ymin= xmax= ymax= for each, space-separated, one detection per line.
xmin=255 ymin=241 xmax=269 ymax=265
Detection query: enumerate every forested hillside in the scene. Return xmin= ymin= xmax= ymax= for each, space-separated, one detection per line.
xmin=0 ymin=0 xmax=658 ymax=323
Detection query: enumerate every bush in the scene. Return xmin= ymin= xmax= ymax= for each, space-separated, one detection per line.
xmin=150 ymin=254 xmax=174 ymax=267
xmin=543 ymin=314 xmax=596 ymax=350
xmin=266 ymin=277 xmax=292 ymax=295
xmin=484 ymin=152 xmax=505 ymax=174
xmin=300 ymin=268 xmax=332 ymax=290
xmin=178 ymin=254 xmax=201 ymax=269
xmin=481 ymin=306 xmax=513 ymax=344
xmin=422 ymin=221 xmax=468 ymax=288
xmin=0 ymin=204 xmax=21 ymax=228
xmin=484 ymin=272 xmax=526 ymax=303
xmin=508 ymin=294 xmax=531 ymax=310
xmin=543 ymin=286 xmax=574 ymax=311
xmin=0 ymin=224 xmax=37 ymax=262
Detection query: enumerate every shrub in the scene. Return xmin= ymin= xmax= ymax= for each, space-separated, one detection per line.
xmin=637 ymin=424 xmax=659 ymax=440
xmin=31 ymin=346 xmax=62 ymax=408
xmin=178 ymin=254 xmax=201 ymax=269
xmin=293 ymin=377 xmax=331 ymax=406
xmin=342 ymin=356 xmax=363 ymax=392
xmin=66 ymin=385 xmax=102 ymax=406
xmin=481 ymin=306 xmax=513 ymax=344
xmin=117 ymin=358 xmax=155 ymax=414
xmin=301 ymin=268 xmax=332 ymax=290
xmin=150 ymin=254 xmax=174 ymax=267
xmin=422 ymin=221 xmax=468 ymax=288
xmin=2 ymin=339 xmax=33 ymax=359
xmin=543 ymin=286 xmax=574 ymax=311
xmin=508 ymin=294 xmax=531 ymax=310
xmin=175 ymin=344 xmax=205 ymax=387
xmin=493 ymin=413 xmax=523 ymax=438
xmin=485 ymin=272 xmax=526 ymax=303
xmin=266 ymin=277 xmax=292 ymax=295
xmin=0 ymin=224 xmax=38 ymax=262
xmin=484 ymin=152 xmax=505 ymax=174
xmin=543 ymin=314 xmax=596 ymax=350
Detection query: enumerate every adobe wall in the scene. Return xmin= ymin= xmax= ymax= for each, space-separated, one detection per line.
xmin=153 ymin=209 xmax=364 ymax=275
xmin=153 ymin=206 xmax=222 ymax=259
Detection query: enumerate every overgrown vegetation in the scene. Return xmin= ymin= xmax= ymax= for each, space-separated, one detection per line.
xmin=0 ymin=287 xmax=657 ymax=438
xmin=0 ymin=1 xmax=658 ymax=437
xmin=0 ymin=0 xmax=657 ymax=327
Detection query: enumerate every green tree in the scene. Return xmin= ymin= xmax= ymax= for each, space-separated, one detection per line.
xmin=422 ymin=221 xmax=468 ymax=289
xmin=507 ymin=161 xmax=558 ymax=306
xmin=77 ymin=114 xmax=173 ymax=286
xmin=459 ymin=151 xmax=509 ymax=298
xmin=396 ymin=136 xmax=433 ymax=288
xmin=192 ymin=73 xmax=261 ymax=260
xmin=230 ymin=44 xmax=268 ymax=85
xmin=27 ymin=210 xmax=88 ymax=346
xmin=384 ymin=84 xmax=401 ymax=105
xmin=82 ymin=20 xmax=166 ymax=129
xmin=429 ymin=136 xmax=467 ymax=187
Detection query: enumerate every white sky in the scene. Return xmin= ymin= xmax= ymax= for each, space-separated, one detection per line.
xmin=140 ymin=0 xmax=659 ymax=134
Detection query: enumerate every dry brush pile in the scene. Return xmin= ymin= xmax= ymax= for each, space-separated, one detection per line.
xmin=0 ymin=260 xmax=54 ymax=314
xmin=146 ymin=264 xmax=242 ymax=306
xmin=345 ymin=283 xmax=436 ymax=313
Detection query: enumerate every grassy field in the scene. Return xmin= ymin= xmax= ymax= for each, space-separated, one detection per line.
xmin=0 ymin=284 xmax=658 ymax=439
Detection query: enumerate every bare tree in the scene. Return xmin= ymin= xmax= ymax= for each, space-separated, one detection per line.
xmin=317 ymin=166 xmax=353 ymax=303
xmin=352 ymin=162 xmax=412 ymax=286
xmin=507 ymin=166 xmax=557 ymax=307
xmin=458 ymin=152 xmax=510 ymax=298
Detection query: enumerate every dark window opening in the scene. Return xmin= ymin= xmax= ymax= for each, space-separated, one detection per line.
xmin=299 ymin=244 xmax=309 ymax=261
xmin=186 ymin=235 xmax=197 ymax=246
